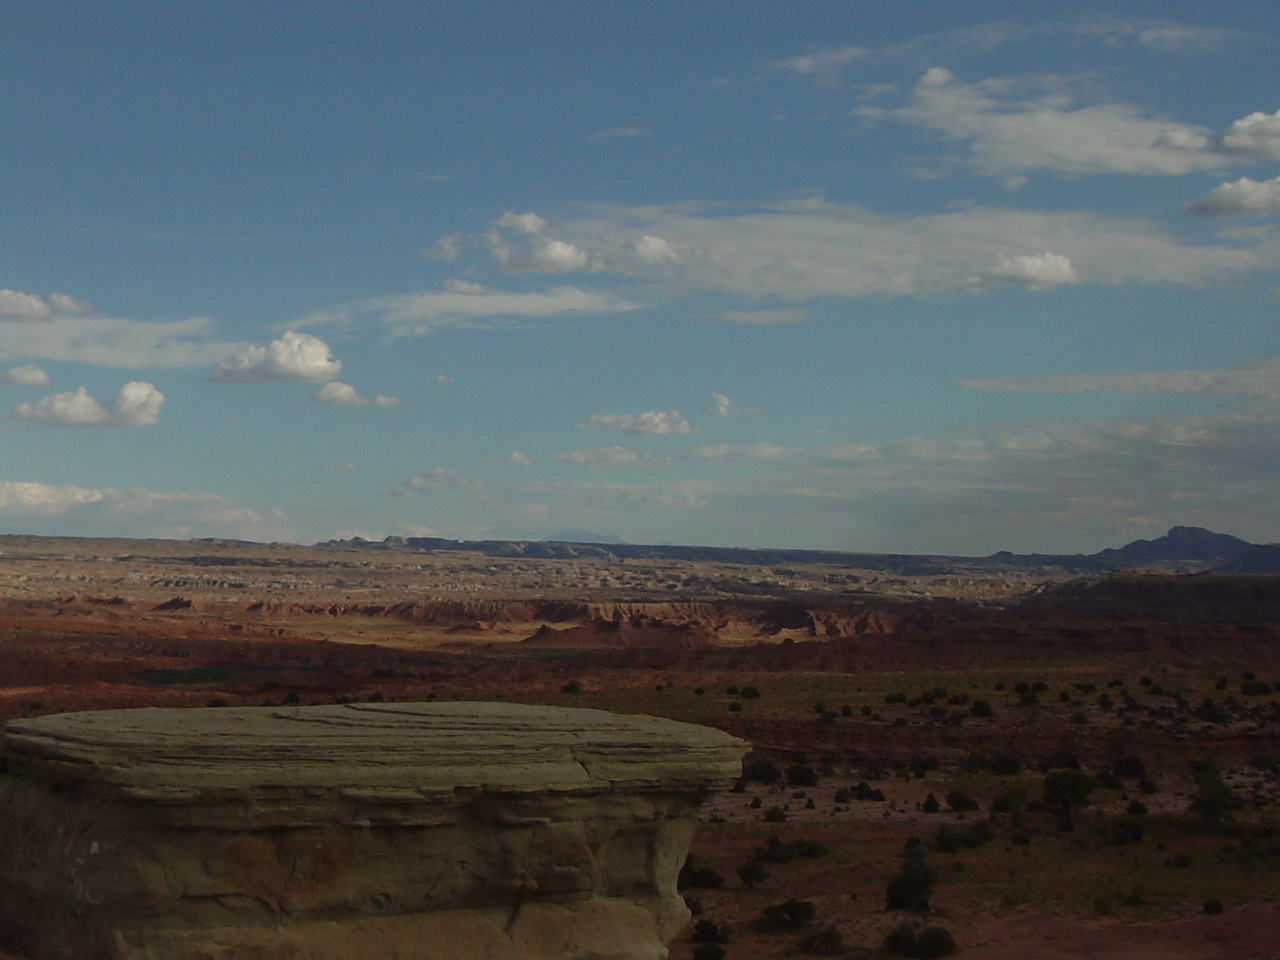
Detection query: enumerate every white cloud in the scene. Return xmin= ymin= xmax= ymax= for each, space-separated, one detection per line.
xmin=436 ymin=374 xmax=455 ymax=384
xmin=895 ymin=68 xmax=1231 ymax=177
xmin=545 ymin=200 xmax=1271 ymax=302
xmin=1217 ymin=110 xmax=1280 ymax=161
xmin=689 ymin=442 xmax=798 ymax=461
xmin=11 ymin=381 xmax=164 ymax=428
xmin=297 ymin=285 xmax=639 ymax=336
xmin=493 ymin=211 xmax=547 ymax=235
xmin=0 ymin=314 xmax=245 ymax=369
xmin=632 ymin=234 xmax=680 ymax=264
xmin=509 ymin=451 xmax=534 ymax=466
xmin=972 ymin=251 xmax=1080 ymax=290
xmin=423 ymin=232 xmax=464 ymax=261
xmin=210 ymin=332 xmax=341 ymax=384
xmin=309 ymin=381 xmax=398 ymax=406
xmin=48 ymin=293 xmax=91 ymax=313
xmin=705 ymin=393 xmax=733 ymax=417
xmin=1185 ymin=176 xmax=1280 ymax=218
xmin=443 ymin=278 xmax=487 ymax=294
xmin=0 ymin=480 xmax=265 ymax=538
xmin=589 ymin=126 xmax=651 ymax=139
xmin=961 ymin=356 xmax=1280 ymax=402
xmin=552 ymin=446 xmax=672 ymax=467
xmin=0 ymin=364 xmax=50 ymax=387
xmin=0 ymin=289 xmax=51 ymax=321
xmin=383 ymin=467 xmax=482 ymax=498
xmin=580 ymin=410 xmax=697 ymax=435
xmin=718 ymin=308 xmax=810 ymax=325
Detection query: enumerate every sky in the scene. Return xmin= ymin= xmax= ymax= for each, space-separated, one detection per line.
xmin=3 ymin=1 xmax=1279 ymax=555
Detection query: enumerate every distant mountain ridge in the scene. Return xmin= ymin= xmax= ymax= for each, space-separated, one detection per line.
xmin=321 ymin=526 xmax=1271 ymax=575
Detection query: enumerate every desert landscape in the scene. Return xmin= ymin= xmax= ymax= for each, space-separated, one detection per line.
xmin=1 ymin=529 xmax=1279 ymax=959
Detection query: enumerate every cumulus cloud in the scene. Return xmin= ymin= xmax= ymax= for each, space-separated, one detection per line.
xmin=1217 ymin=110 xmax=1280 ymax=161
xmin=0 ymin=289 xmax=51 ymax=321
xmin=972 ymin=251 xmax=1080 ymax=290
xmin=961 ymin=356 xmax=1280 ymax=402
xmin=705 ymin=393 xmax=733 ymax=417
xmin=552 ymin=446 xmax=672 ymax=468
xmin=0 ymin=481 xmax=264 ymax=538
xmin=0 ymin=364 xmax=50 ymax=387
xmin=309 ymin=382 xmax=398 ymax=406
xmin=1185 ymin=176 xmax=1280 ymax=218
xmin=296 ymin=285 xmax=639 ymax=337
xmin=11 ymin=381 xmax=164 ymax=428
xmin=423 ymin=232 xmax=464 ymax=261
xmin=509 ymin=451 xmax=534 ymax=466
xmin=48 ymin=293 xmax=91 ymax=313
xmin=493 ymin=212 xmax=548 ymax=235
xmin=484 ymin=211 xmax=594 ymax=273
xmin=383 ymin=467 xmax=482 ymax=498
xmin=210 ymin=332 xmax=341 ymax=383
xmin=632 ymin=234 xmax=680 ymax=264
xmin=579 ymin=410 xmax=697 ymax=435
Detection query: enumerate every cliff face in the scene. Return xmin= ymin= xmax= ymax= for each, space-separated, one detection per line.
xmin=0 ymin=702 xmax=747 ymax=960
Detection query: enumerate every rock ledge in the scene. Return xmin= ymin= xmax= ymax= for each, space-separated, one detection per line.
xmin=0 ymin=702 xmax=746 ymax=960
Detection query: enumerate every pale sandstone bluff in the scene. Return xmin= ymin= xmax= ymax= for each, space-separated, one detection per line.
xmin=0 ymin=701 xmax=747 ymax=960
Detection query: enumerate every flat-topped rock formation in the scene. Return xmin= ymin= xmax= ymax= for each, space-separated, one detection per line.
xmin=0 ymin=701 xmax=747 ymax=960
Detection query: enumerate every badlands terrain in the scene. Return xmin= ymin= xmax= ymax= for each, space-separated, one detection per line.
xmin=1 ymin=530 xmax=1279 ymax=958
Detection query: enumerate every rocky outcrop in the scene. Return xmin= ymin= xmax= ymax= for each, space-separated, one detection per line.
xmin=0 ymin=702 xmax=746 ymax=960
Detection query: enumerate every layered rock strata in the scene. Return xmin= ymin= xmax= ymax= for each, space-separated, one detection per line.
xmin=0 ymin=701 xmax=746 ymax=960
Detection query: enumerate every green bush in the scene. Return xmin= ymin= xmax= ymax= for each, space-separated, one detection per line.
xmin=945 ymin=790 xmax=979 ymax=812
xmin=763 ymin=806 xmax=788 ymax=823
xmin=1203 ymin=898 xmax=1225 ymax=914
xmin=692 ymin=945 xmax=726 ymax=960
xmin=678 ymin=855 xmax=725 ymax=890
xmin=787 ymin=763 xmax=820 ymax=787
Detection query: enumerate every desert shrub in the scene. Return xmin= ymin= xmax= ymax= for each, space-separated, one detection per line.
xmin=1126 ymin=800 xmax=1149 ymax=816
xmin=1203 ymin=898 xmax=1225 ymax=915
xmin=744 ymin=758 xmax=782 ymax=784
xmin=969 ymin=699 xmax=994 ymax=718
xmin=753 ymin=835 xmax=828 ymax=863
xmin=990 ymin=785 xmax=1028 ymax=818
xmin=694 ymin=686 xmax=705 ymax=696
xmin=800 ymin=924 xmax=844 ymax=955
xmin=883 ymin=922 xmax=955 ymax=958
xmin=763 ymin=806 xmax=788 ymax=823
xmin=1241 ymin=680 xmax=1274 ymax=696
xmin=692 ymin=946 xmax=725 ymax=960
xmin=749 ymin=796 xmax=762 ymax=809
xmin=728 ymin=701 xmax=742 ymax=712
xmin=935 ymin=820 xmax=995 ymax=853
xmin=787 ymin=763 xmax=819 ymax=786
xmin=1112 ymin=754 xmax=1147 ymax=779
xmin=692 ymin=918 xmax=729 ymax=943
xmin=841 ymin=703 xmax=853 ymax=716
xmin=1039 ymin=749 xmax=1080 ymax=771
xmin=834 ymin=787 xmax=853 ymax=804
xmin=726 ymin=685 xmax=739 ymax=695
xmin=740 ymin=685 xmax=760 ymax=699
xmin=945 ymin=790 xmax=979 ymax=812
xmin=754 ymin=898 xmax=815 ymax=931
xmin=921 ymin=793 xmax=940 ymax=813
xmin=854 ymin=781 xmax=885 ymax=801
xmin=1138 ymin=777 xmax=1158 ymax=795
xmin=1095 ymin=770 xmax=1122 ymax=791
xmin=1043 ymin=769 xmax=1097 ymax=828
xmin=886 ymin=838 xmax=933 ymax=912
xmin=813 ymin=701 xmax=826 ymax=714
xmin=678 ymin=856 xmax=725 ymax=890
xmin=559 ymin=680 xmax=581 ymax=694
xmin=1099 ymin=815 xmax=1146 ymax=845
xmin=886 ymin=691 xmax=908 ymax=704
xmin=1190 ymin=765 xmax=1239 ymax=826
xmin=736 ymin=859 xmax=768 ymax=889
xmin=908 ymin=755 xmax=939 ymax=778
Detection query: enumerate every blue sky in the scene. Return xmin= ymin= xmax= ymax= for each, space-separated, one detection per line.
xmin=3 ymin=1 xmax=1279 ymax=554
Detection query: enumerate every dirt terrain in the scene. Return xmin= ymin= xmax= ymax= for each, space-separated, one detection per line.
xmin=1 ymin=535 xmax=1279 ymax=958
